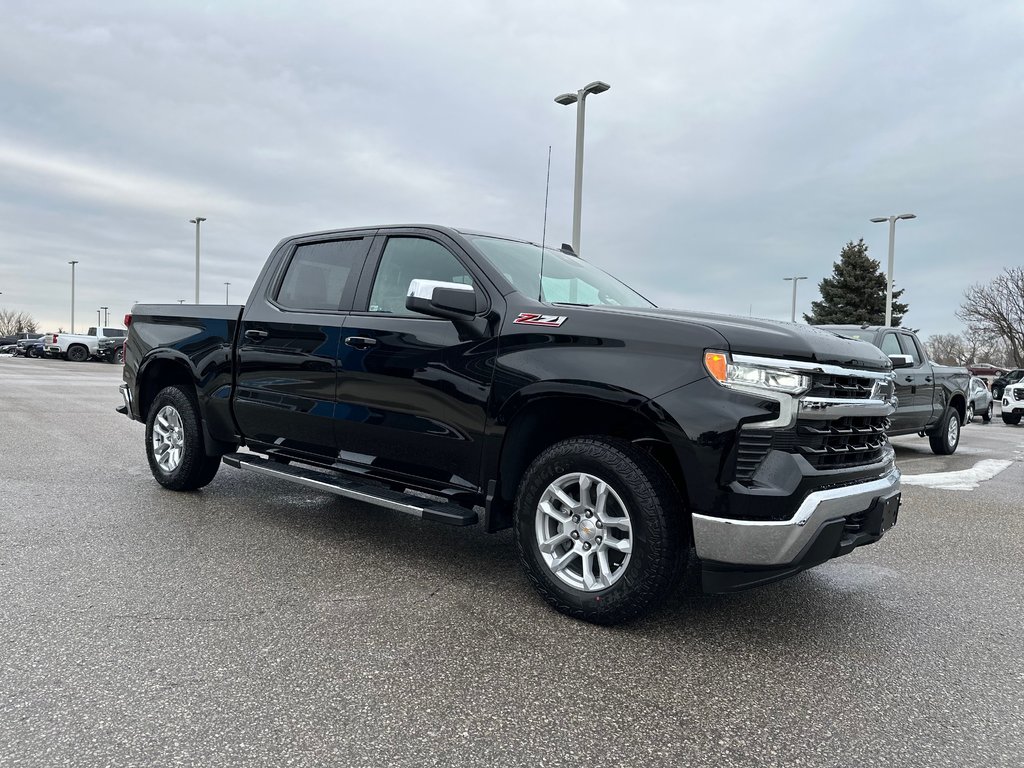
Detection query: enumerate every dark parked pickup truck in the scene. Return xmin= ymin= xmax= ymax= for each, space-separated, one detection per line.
xmin=817 ymin=326 xmax=970 ymax=455
xmin=119 ymin=225 xmax=901 ymax=624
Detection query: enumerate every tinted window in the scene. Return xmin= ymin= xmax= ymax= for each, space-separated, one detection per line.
xmin=368 ymin=238 xmax=474 ymax=315
xmin=276 ymin=239 xmax=364 ymax=311
xmin=880 ymin=333 xmax=902 ymax=356
xmin=103 ymin=328 xmax=125 ymax=337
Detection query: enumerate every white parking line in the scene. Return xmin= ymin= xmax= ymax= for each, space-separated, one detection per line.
xmin=900 ymin=459 xmax=1013 ymax=491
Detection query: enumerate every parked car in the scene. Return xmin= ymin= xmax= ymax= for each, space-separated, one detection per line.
xmin=97 ymin=335 xmax=125 ymax=364
xmin=1001 ymin=381 xmax=1024 ymax=425
xmin=15 ymin=336 xmax=49 ymax=358
xmin=966 ymin=376 xmax=994 ymax=423
xmin=992 ymin=369 xmax=1024 ymax=400
xmin=119 ymin=224 xmax=901 ymax=625
xmin=816 ymin=325 xmax=970 ymax=454
xmin=46 ymin=326 xmax=127 ymax=362
xmin=5 ymin=332 xmax=42 ymax=348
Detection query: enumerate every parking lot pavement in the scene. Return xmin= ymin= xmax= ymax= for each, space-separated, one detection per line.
xmin=2 ymin=356 xmax=1023 ymax=768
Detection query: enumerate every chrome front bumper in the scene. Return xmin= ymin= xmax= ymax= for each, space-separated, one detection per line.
xmin=692 ymin=467 xmax=901 ymax=567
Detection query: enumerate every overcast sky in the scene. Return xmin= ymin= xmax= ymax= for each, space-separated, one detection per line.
xmin=1 ymin=0 xmax=1021 ymax=334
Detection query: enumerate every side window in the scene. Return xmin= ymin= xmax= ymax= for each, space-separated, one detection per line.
xmin=276 ymin=239 xmax=364 ymax=312
xmin=368 ymin=237 xmax=474 ymax=315
xmin=880 ymin=333 xmax=902 ymax=357
xmin=898 ymin=334 xmax=923 ymax=366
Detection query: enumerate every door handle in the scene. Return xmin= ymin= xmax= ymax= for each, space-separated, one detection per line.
xmin=924 ymin=376 xmax=933 ymax=383
xmin=905 ymin=376 xmax=913 ymax=382
xmin=345 ymin=336 xmax=377 ymax=349
xmin=244 ymin=329 xmax=269 ymax=342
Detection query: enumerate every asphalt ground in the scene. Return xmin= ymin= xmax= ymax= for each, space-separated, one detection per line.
xmin=1 ymin=357 xmax=1022 ymax=767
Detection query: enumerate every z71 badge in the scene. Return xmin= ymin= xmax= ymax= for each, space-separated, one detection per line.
xmin=513 ymin=313 xmax=568 ymax=327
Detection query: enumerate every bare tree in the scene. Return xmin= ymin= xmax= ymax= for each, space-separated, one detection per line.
xmin=925 ymin=333 xmax=966 ymax=365
xmin=959 ymin=268 xmax=1024 ymax=366
xmin=926 ymin=329 xmax=1014 ymax=368
xmin=0 ymin=309 xmax=39 ymax=336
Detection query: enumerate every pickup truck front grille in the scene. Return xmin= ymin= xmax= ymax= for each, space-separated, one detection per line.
xmin=791 ymin=416 xmax=890 ymax=470
xmin=734 ymin=416 xmax=890 ymax=480
xmin=806 ymin=373 xmax=877 ymax=400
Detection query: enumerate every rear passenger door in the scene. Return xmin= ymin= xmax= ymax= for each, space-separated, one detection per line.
xmin=233 ymin=233 xmax=373 ymax=461
xmin=334 ymin=231 xmax=496 ymax=492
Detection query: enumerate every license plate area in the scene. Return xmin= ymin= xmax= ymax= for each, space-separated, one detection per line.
xmin=869 ymin=493 xmax=900 ymax=535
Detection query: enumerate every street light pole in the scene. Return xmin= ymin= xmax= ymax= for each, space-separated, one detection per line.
xmin=783 ymin=276 xmax=808 ymax=323
xmin=224 ymin=282 xmax=231 ymax=305
xmin=68 ymin=260 xmax=79 ymax=333
xmin=189 ymin=216 xmax=207 ymax=304
xmin=555 ymin=81 xmax=611 ymax=256
xmin=97 ymin=309 xmax=101 ymax=326
xmin=870 ymin=213 xmax=916 ymax=327
xmin=101 ymin=306 xmax=109 ymax=326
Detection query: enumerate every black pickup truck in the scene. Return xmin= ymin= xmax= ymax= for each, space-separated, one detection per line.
xmin=817 ymin=326 xmax=970 ymax=455
xmin=119 ymin=225 xmax=901 ymax=624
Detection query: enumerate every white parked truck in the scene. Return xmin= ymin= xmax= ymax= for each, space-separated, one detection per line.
xmin=46 ymin=326 xmax=127 ymax=362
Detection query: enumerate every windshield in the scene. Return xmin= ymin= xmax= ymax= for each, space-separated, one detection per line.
xmin=468 ymin=236 xmax=654 ymax=308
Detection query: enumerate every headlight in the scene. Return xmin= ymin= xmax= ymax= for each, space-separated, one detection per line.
xmin=704 ymin=351 xmax=810 ymax=395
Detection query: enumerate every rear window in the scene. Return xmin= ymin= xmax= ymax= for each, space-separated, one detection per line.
xmin=276 ymin=239 xmax=366 ymax=312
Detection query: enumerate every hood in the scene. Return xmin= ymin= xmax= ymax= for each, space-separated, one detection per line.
xmin=592 ymin=307 xmax=893 ymax=372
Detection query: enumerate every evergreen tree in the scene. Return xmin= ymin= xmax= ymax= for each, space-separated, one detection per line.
xmin=803 ymin=239 xmax=908 ymax=326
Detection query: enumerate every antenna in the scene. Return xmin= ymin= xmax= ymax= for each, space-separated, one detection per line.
xmin=539 ymin=145 xmax=551 ymax=301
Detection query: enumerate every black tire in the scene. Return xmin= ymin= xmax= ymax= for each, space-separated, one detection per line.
xmin=993 ymin=385 xmax=1004 ymax=400
xmin=1002 ymin=413 xmax=1021 ymax=426
xmin=514 ymin=436 xmax=685 ymax=625
xmin=145 ymin=385 xmax=221 ymax=491
xmin=928 ymin=407 xmax=961 ymax=455
xmin=982 ymin=403 xmax=993 ymax=423
xmin=66 ymin=345 xmax=89 ymax=363
xmin=965 ymin=403 xmax=975 ymax=424
xmin=26 ymin=347 xmax=39 ymax=359
xmin=109 ymin=347 xmax=124 ymax=364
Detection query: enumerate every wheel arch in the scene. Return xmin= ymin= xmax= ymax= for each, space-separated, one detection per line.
xmin=137 ymin=353 xmax=197 ymax=423
xmin=948 ymin=392 xmax=966 ymax=423
xmin=485 ymin=390 xmax=688 ymax=533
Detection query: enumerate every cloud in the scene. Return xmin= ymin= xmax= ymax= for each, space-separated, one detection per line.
xmin=0 ymin=1 xmax=1022 ymax=336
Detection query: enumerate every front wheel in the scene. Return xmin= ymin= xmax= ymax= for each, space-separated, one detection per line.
xmin=1003 ymin=413 xmax=1021 ymax=426
xmin=514 ymin=437 xmax=684 ymax=625
xmin=145 ymin=385 xmax=222 ymax=490
xmin=965 ymin=403 xmax=975 ymax=424
xmin=928 ymin=407 xmax=961 ymax=455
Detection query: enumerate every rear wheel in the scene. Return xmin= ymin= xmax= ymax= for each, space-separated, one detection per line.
xmin=928 ymin=407 xmax=961 ymax=455
xmin=145 ymin=385 xmax=222 ymax=490
xmin=982 ymin=403 xmax=993 ymax=423
xmin=66 ymin=345 xmax=89 ymax=363
xmin=514 ymin=436 xmax=684 ymax=625
xmin=1003 ymin=413 xmax=1021 ymax=426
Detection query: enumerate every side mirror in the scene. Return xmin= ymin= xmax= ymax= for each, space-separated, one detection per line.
xmin=888 ymin=354 xmax=913 ymax=369
xmin=405 ymin=279 xmax=479 ymax=320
